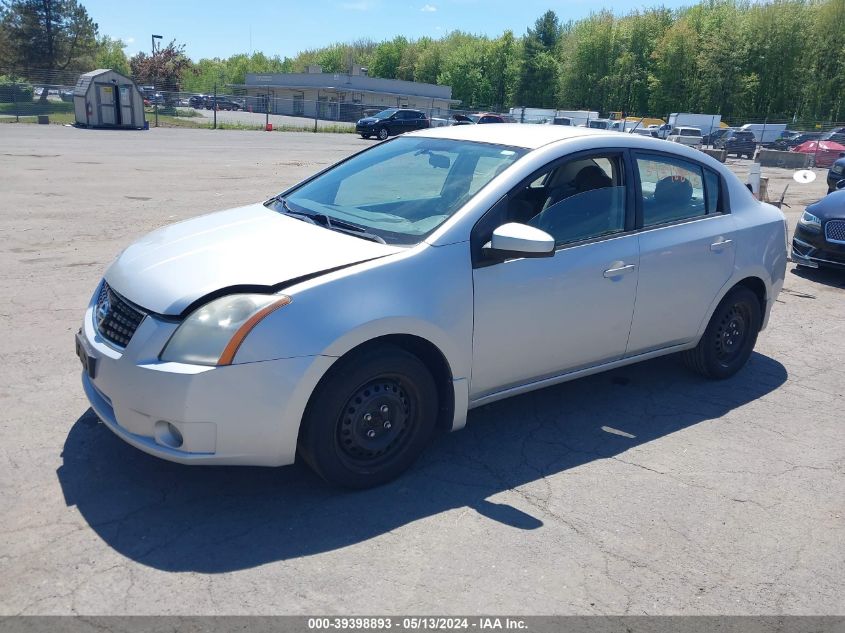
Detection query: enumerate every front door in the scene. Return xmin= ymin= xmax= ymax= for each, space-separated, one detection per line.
xmin=471 ymin=151 xmax=640 ymax=400
xmin=626 ymin=151 xmax=736 ymax=354
xmin=97 ymin=83 xmax=115 ymax=125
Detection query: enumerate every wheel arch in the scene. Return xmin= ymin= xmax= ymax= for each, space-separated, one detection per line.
xmin=735 ymin=276 xmax=767 ymax=318
xmin=300 ymin=334 xmax=457 ymax=444
xmin=695 ymin=273 xmax=770 ymax=343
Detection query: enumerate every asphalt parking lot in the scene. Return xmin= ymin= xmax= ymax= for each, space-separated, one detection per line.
xmin=0 ymin=125 xmax=843 ymax=616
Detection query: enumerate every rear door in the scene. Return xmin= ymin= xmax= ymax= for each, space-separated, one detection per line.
xmin=97 ymin=83 xmax=116 ymax=125
xmin=626 ymin=151 xmax=736 ymax=355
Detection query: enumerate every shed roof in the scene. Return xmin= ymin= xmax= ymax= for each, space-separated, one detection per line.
xmin=73 ymin=69 xmax=134 ymax=97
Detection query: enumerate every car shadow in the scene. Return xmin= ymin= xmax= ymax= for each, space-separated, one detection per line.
xmin=57 ymin=352 xmax=787 ymax=573
xmin=789 ymin=264 xmax=845 ymax=289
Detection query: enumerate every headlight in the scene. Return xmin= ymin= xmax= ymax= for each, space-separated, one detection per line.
xmin=161 ymin=294 xmax=291 ymax=366
xmin=798 ymin=210 xmax=821 ymax=231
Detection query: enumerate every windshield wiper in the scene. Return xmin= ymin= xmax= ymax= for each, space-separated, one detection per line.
xmin=276 ymin=197 xmax=387 ymax=244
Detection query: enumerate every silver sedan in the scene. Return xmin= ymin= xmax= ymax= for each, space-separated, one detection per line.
xmin=76 ymin=125 xmax=788 ymax=487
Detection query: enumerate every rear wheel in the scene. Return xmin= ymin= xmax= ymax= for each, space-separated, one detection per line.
xmin=683 ymin=286 xmax=761 ymax=379
xmin=298 ymin=344 xmax=438 ymax=488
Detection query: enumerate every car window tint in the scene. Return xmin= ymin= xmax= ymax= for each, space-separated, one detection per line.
xmin=514 ymin=154 xmax=627 ymax=246
xmin=636 ymin=154 xmax=707 ymax=225
xmin=703 ymin=168 xmax=721 ymax=214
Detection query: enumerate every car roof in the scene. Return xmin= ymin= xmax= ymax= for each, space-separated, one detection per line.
xmin=413 ymin=123 xmax=607 ymax=149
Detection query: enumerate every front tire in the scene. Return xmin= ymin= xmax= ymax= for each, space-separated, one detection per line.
xmin=377 ymin=127 xmax=389 ymax=141
xmin=298 ymin=344 xmax=438 ymax=488
xmin=683 ymin=286 xmax=761 ymax=379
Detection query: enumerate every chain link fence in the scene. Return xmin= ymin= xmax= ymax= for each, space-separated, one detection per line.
xmin=2 ymin=68 xmax=843 ymax=168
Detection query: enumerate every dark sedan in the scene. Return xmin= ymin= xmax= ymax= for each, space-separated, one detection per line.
xmin=827 ymin=153 xmax=845 ymax=193
xmin=792 ymin=186 xmax=845 ymax=269
xmin=714 ymin=130 xmax=757 ymax=158
xmin=768 ymin=132 xmax=822 ymax=151
xmin=356 ymin=108 xmax=429 ymax=140
xmin=206 ymin=97 xmax=241 ymax=111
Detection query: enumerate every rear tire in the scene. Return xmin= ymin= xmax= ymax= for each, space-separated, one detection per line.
xmin=298 ymin=344 xmax=438 ymax=488
xmin=683 ymin=286 xmax=761 ymax=379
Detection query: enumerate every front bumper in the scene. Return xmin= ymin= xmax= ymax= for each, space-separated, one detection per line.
xmin=791 ymin=225 xmax=845 ymax=269
xmin=78 ymin=290 xmax=335 ymax=466
xmin=356 ymin=124 xmax=376 ymax=134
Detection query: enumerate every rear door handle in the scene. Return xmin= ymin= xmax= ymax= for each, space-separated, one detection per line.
xmin=603 ymin=263 xmax=637 ymax=278
xmin=710 ymin=239 xmax=733 ymax=252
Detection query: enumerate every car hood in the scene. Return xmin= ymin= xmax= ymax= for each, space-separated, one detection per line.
xmin=358 ymin=117 xmax=380 ymax=124
xmin=806 ymin=190 xmax=845 ymax=221
xmin=105 ymin=203 xmax=402 ymax=316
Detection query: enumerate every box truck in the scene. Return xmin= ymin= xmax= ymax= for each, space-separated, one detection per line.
xmin=739 ymin=123 xmax=789 ymax=145
xmin=667 ymin=113 xmax=722 ymax=138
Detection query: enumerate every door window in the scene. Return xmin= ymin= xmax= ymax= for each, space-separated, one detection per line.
xmin=635 ymin=154 xmax=721 ymax=226
xmin=508 ymin=154 xmax=627 ymax=246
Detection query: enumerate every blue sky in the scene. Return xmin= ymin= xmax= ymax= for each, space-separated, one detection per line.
xmin=84 ymin=0 xmax=692 ymax=61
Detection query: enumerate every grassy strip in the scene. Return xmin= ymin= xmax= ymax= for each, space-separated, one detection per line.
xmin=2 ymin=112 xmax=357 ymax=134
xmin=0 ymin=100 xmax=74 ymax=115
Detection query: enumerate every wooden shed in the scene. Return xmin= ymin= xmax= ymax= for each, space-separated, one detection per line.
xmin=73 ymin=69 xmax=146 ymax=129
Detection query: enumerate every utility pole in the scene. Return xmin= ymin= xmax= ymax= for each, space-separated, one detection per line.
xmin=151 ymin=34 xmax=162 ymax=128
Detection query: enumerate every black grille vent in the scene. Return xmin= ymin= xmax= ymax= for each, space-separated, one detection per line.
xmin=825 ymin=220 xmax=845 ymax=244
xmin=95 ymin=282 xmax=147 ymax=348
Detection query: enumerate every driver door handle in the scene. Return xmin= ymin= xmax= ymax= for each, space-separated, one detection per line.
xmin=710 ymin=238 xmax=733 ymax=252
xmin=603 ymin=263 xmax=637 ymax=278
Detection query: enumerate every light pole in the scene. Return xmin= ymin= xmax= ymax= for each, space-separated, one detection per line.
xmin=151 ymin=34 xmax=162 ymax=127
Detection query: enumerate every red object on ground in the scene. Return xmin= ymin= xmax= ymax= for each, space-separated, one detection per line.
xmin=790 ymin=140 xmax=845 ymax=167
xmin=265 ymin=123 xmax=273 ymax=131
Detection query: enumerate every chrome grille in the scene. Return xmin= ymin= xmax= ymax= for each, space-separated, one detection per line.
xmin=94 ymin=282 xmax=146 ymax=348
xmin=825 ymin=220 xmax=845 ymax=244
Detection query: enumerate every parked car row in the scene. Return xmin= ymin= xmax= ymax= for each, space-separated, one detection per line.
xmin=188 ymin=94 xmax=242 ymax=110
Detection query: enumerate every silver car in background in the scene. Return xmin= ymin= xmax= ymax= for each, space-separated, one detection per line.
xmin=76 ymin=125 xmax=787 ymax=487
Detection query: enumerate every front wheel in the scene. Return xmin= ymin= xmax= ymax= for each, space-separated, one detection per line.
xmin=298 ymin=344 xmax=438 ymax=488
xmin=683 ymin=286 xmax=761 ymax=379
xmin=377 ymin=127 xmax=389 ymax=140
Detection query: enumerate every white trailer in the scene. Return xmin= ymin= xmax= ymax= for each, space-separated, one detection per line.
xmin=668 ymin=113 xmax=722 ymax=138
xmin=509 ymin=107 xmax=556 ymax=124
xmin=739 ymin=123 xmax=788 ymax=144
xmin=554 ymin=110 xmax=600 ymax=127
xmin=509 ymin=107 xmax=600 ymax=126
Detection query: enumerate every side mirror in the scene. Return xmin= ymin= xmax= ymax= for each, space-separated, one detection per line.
xmin=484 ymin=223 xmax=555 ymax=259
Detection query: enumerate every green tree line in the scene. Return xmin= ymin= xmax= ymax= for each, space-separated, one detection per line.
xmin=180 ymin=0 xmax=843 ymax=122
xmin=2 ymin=0 xmax=843 ymax=121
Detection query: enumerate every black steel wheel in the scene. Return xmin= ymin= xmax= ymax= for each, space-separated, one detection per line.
xmin=377 ymin=126 xmax=389 ymax=140
xmin=298 ymin=344 xmax=438 ymax=488
xmin=683 ymin=286 xmax=761 ymax=379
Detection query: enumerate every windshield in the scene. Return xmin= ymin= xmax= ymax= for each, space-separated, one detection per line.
xmin=373 ymin=109 xmax=398 ymax=120
xmin=272 ymin=137 xmax=527 ymax=245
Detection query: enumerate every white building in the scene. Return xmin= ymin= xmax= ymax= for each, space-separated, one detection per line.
xmin=235 ymin=67 xmax=459 ymax=121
